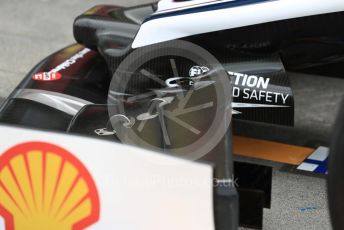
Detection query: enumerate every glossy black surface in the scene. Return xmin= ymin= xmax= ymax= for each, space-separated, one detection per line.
xmin=1 ymin=6 xmax=344 ymax=131
xmin=74 ymin=4 xmax=156 ymax=57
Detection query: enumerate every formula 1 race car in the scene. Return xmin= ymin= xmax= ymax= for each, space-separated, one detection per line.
xmin=0 ymin=0 xmax=344 ymax=229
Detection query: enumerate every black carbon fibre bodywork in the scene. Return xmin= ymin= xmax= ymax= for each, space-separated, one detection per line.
xmin=0 ymin=42 xmax=293 ymax=128
xmin=1 ymin=5 xmax=344 ymax=134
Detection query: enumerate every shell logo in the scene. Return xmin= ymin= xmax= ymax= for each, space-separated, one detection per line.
xmin=0 ymin=142 xmax=100 ymax=230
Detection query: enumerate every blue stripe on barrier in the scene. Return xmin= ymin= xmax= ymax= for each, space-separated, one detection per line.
xmin=298 ymin=148 xmax=329 ymax=175
xmin=313 ymin=159 xmax=328 ymax=174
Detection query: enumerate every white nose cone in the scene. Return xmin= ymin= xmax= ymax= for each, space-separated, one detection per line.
xmin=157 ymin=0 xmax=222 ymax=13
xmin=132 ymin=0 xmax=344 ymax=48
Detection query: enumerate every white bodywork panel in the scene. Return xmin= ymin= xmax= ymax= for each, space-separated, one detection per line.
xmin=132 ymin=0 xmax=344 ymax=48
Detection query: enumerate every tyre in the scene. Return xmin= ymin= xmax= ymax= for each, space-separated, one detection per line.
xmin=328 ymin=99 xmax=344 ymax=229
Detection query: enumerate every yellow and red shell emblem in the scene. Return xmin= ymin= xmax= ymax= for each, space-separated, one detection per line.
xmin=0 ymin=142 xmax=100 ymax=230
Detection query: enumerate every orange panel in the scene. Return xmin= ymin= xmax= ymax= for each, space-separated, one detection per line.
xmin=233 ymin=136 xmax=314 ymax=165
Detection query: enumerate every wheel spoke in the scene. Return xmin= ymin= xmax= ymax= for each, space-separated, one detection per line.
xmin=140 ymin=69 xmax=166 ymax=86
xmin=164 ymin=111 xmax=201 ymax=135
xmin=173 ymin=102 xmax=214 ymax=116
xmin=170 ymin=59 xmax=179 ymax=77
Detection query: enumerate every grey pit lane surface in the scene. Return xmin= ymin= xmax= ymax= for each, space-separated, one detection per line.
xmin=0 ymin=1 xmax=341 ymax=229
